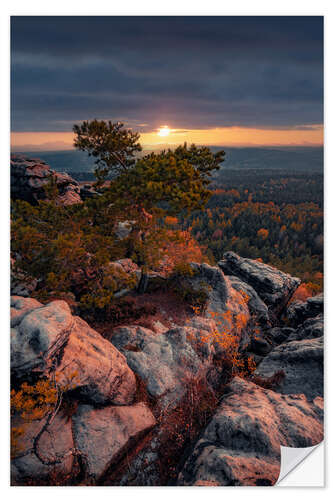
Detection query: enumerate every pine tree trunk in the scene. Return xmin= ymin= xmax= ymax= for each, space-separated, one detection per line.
xmin=137 ymin=271 xmax=149 ymax=294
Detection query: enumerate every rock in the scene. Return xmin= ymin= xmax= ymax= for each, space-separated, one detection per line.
xmin=115 ymin=258 xmax=140 ymax=274
xmin=72 ymin=402 xmax=156 ymax=480
xmin=55 ymin=316 xmax=136 ymax=405
xmin=11 ymin=154 xmax=82 ymax=205
xmin=189 ymin=262 xmax=251 ymax=351
xmin=11 ymin=410 xmax=75 ymax=485
xmin=249 ymin=336 xmax=272 ymax=356
xmin=114 ymin=220 xmax=135 ymax=240
xmin=255 ymin=336 xmax=323 ymax=399
xmin=11 ymin=300 xmax=74 ymax=377
xmin=218 ymin=252 xmax=300 ymax=322
xmin=268 ymin=326 xmax=295 ymax=345
xmin=287 ymin=293 xmax=323 ymax=327
xmin=11 ymin=295 xmax=43 ymax=328
xmin=112 ymin=322 xmax=215 ymax=408
xmin=287 ymin=314 xmax=323 ymax=342
xmin=228 ymin=275 xmax=270 ymax=327
xmin=11 ymin=297 xmax=136 ymax=405
xmin=178 ymin=377 xmax=323 ymax=486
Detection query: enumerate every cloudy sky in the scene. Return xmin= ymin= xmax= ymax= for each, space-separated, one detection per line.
xmin=11 ymin=16 xmax=323 ymax=149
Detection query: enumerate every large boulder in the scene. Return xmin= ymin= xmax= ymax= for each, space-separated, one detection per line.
xmin=255 ymin=336 xmax=323 ymax=400
xmin=11 ymin=154 xmax=82 ymax=205
xmin=11 ymin=300 xmax=74 ymax=377
xmin=11 ymin=410 xmax=75 ymax=485
xmin=178 ymin=377 xmax=323 ymax=486
xmin=11 ymin=297 xmax=137 ymax=406
xmin=55 ymin=316 xmax=136 ymax=405
xmin=218 ymin=252 xmax=300 ymax=322
xmin=112 ymin=323 xmax=216 ymax=409
xmin=287 ymin=293 xmax=323 ymax=327
xmin=11 ymin=295 xmax=43 ymax=328
xmin=72 ymin=402 xmax=156 ymax=481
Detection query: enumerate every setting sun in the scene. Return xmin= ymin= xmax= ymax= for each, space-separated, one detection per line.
xmin=157 ymin=125 xmax=170 ymax=137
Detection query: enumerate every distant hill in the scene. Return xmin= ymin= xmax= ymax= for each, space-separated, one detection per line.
xmin=13 ymin=146 xmax=323 ymax=178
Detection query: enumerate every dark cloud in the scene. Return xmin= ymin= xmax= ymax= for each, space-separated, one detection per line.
xmin=11 ymin=16 xmax=323 ymax=132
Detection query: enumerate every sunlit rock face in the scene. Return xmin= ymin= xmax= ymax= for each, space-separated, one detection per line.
xmin=55 ymin=316 xmax=137 ymax=405
xmin=178 ymin=377 xmax=323 ymax=486
xmin=10 ymin=298 xmax=137 ymax=406
xmin=218 ymin=251 xmax=301 ymax=322
xmin=11 ymin=154 xmax=82 ymax=205
xmin=72 ymin=402 xmax=156 ymax=480
xmin=11 ymin=300 xmax=74 ymax=377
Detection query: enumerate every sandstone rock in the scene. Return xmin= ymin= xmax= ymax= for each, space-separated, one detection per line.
xmin=112 ymin=322 xmax=215 ymax=408
xmin=11 ymin=410 xmax=75 ymax=485
xmin=11 ymin=154 xmax=82 ymax=205
xmin=228 ymin=275 xmax=270 ymax=327
xmin=114 ymin=220 xmax=135 ymax=240
xmin=11 ymin=295 xmax=43 ymax=328
xmin=288 ymin=314 xmax=323 ymax=342
xmin=268 ymin=326 xmax=295 ymax=345
xmin=115 ymin=258 xmax=140 ymax=274
xmin=189 ymin=262 xmax=251 ymax=351
xmin=11 ymin=297 xmax=136 ymax=405
xmin=178 ymin=377 xmax=323 ymax=486
xmin=255 ymin=336 xmax=323 ymax=399
xmin=287 ymin=293 xmax=323 ymax=327
xmin=249 ymin=336 xmax=272 ymax=356
xmin=218 ymin=252 xmax=300 ymax=321
xmin=55 ymin=316 xmax=136 ymax=405
xmin=11 ymin=300 xmax=74 ymax=377
xmin=72 ymin=402 xmax=156 ymax=480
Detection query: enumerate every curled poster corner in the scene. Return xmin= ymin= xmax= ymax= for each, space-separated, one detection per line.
xmin=276 ymin=441 xmax=324 ymax=486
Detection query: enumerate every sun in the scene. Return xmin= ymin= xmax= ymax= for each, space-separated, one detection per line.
xmin=157 ymin=125 xmax=171 ymax=137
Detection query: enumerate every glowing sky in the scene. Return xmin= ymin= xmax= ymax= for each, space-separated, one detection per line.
xmin=11 ymin=16 xmax=323 ymax=149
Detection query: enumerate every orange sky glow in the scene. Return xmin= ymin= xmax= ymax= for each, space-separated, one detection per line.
xmin=11 ymin=125 xmax=323 ymax=151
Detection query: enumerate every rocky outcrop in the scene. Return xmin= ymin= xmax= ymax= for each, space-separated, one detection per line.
xmin=111 ymin=263 xmax=251 ymax=408
xmin=11 ymin=300 xmax=74 ymax=377
xmin=72 ymin=402 xmax=156 ymax=480
xmin=228 ymin=275 xmax=270 ymax=328
xmin=11 ymin=297 xmax=136 ymax=406
xmin=11 ymin=410 xmax=75 ymax=485
xmin=188 ymin=262 xmax=251 ymax=350
xmin=288 ymin=314 xmax=323 ymax=342
xmin=218 ymin=252 xmax=300 ymax=322
xmin=255 ymin=336 xmax=323 ymax=400
xmin=178 ymin=377 xmax=323 ymax=486
xmin=287 ymin=293 xmax=323 ymax=327
xmin=11 ymin=296 xmax=43 ymax=328
xmin=112 ymin=322 xmax=215 ymax=409
xmin=9 ymin=255 xmax=324 ymax=487
xmin=55 ymin=316 xmax=136 ymax=405
xmin=11 ymin=155 xmax=82 ymax=205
